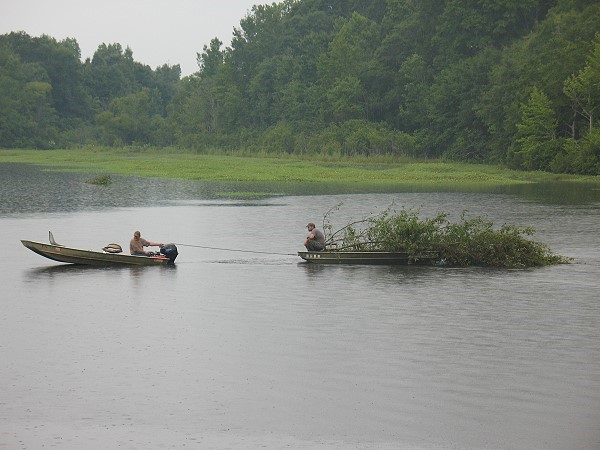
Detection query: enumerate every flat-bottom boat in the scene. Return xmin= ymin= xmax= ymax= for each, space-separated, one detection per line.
xmin=298 ymin=250 xmax=438 ymax=265
xmin=21 ymin=234 xmax=178 ymax=266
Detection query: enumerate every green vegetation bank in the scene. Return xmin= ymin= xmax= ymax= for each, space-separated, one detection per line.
xmin=1 ymin=0 xmax=600 ymax=175
xmin=0 ymin=148 xmax=595 ymax=187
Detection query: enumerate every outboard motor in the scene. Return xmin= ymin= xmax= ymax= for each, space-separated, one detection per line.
xmin=160 ymin=243 xmax=178 ymax=264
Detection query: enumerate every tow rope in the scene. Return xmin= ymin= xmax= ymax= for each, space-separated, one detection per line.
xmin=173 ymin=243 xmax=296 ymax=256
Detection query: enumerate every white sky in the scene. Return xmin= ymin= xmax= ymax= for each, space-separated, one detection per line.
xmin=0 ymin=0 xmax=261 ymax=76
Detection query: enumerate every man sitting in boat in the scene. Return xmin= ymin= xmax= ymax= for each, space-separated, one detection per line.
xmin=304 ymin=223 xmax=325 ymax=251
xmin=130 ymin=230 xmax=163 ymax=256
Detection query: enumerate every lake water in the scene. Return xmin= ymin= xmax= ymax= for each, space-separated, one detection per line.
xmin=1 ymin=163 xmax=599 ymax=449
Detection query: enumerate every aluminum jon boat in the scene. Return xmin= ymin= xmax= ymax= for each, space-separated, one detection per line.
xmin=21 ymin=233 xmax=178 ymax=266
xmin=298 ymin=250 xmax=438 ymax=265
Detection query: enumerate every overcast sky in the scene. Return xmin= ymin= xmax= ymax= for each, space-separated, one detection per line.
xmin=1 ymin=0 xmax=262 ymax=76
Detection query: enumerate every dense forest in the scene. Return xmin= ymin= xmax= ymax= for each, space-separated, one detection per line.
xmin=1 ymin=0 xmax=599 ymax=174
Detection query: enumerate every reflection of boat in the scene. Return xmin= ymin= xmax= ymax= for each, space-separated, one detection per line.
xmin=21 ymin=234 xmax=178 ymax=266
xmin=298 ymin=250 xmax=438 ymax=265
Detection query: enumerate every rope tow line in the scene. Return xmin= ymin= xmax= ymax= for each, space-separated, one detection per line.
xmin=173 ymin=243 xmax=296 ymax=256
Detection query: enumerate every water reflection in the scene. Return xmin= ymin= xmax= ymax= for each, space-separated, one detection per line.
xmin=298 ymin=260 xmax=452 ymax=283
xmin=1 ymin=163 xmax=598 ymax=218
xmin=28 ymin=263 xmax=177 ymax=275
xmin=504 ymin=181 xmax=600 ymax=204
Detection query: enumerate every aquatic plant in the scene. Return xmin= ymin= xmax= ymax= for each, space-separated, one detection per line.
xmin=325 ymin=208 xmax=569 ymax=268
xmin=84 ymin=175 xmax=112 ymax=185
xmin=1 ymin=147 xmax=596 ymax=186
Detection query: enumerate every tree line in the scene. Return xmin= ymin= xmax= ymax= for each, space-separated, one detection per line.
xmin=1 ymin=0 xmax=599 ymax=174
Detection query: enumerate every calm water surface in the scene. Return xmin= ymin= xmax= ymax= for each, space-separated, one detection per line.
xmin=1 ymin=164 xmax=599 ymax=449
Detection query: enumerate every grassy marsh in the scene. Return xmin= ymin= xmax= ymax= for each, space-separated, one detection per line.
xmin=0 ymin=147 xmax=597 ymax=187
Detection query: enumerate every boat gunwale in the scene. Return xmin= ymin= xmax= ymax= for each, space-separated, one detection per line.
xmin=298 ymin=250 xmax=438 ymax=265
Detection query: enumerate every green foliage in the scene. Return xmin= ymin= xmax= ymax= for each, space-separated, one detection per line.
xmin=477 ymin=2 xmax=600 ymax=165
xmin=84 ymin=174 xmax=112 ymax=185
xmin=261 ymin=122 xmax=295 ymax=153
xmin=83 ymin=43 xmax=137 ymax=109
xmin=438 ymin=215 xmax=565 ymax=268
xmin=563 ymin=33 xmax=600 ymax=135
xmin=327 ymin=208 xmax=569 ymax=268
xmin=96 ymin=88 xmax=166 ymax=145
xmin=0 ymin=43 xmax=58 ymax=148
xmin=0 ymin=32 xmax=91 ymax=120
xmin=197 ymin=38 xmax=224 ymax=77
xmin=295 ymin=120 xmax=415 ymax=156
xmin=550 ymin=130 xmax=600 ymax=174
xmin=508 ymin=87 xmax=558 ymax=170
xmin=318 ymin=12 xmax=381 ymax=85
xmin=0 ymin=33 xmax=181 ymax=149
xmin=427 ymin=49 xmax=498 ymax=160
xmin=1 ymin=1 xmax=600 ymax=175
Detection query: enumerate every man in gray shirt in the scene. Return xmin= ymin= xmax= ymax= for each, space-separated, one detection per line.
xmin=304 ymin=222 xmax=325 ymax=251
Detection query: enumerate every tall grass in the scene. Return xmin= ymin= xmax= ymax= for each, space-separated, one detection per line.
xmin=0 ymin=147 xmax=596 ymax=186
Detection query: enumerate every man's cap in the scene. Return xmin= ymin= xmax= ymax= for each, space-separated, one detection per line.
xmin=307 ymin=223 xmax=315 ymax=228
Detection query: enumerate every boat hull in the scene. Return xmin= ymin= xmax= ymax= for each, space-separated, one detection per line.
xmin=21 ymin=240 xmax=172 ymax=266
xmin=298 ymin=251 xmax=437 ymax=265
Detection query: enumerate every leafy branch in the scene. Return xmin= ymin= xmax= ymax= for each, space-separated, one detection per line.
xmin=320 ymin=205 xmax=570 ymax=268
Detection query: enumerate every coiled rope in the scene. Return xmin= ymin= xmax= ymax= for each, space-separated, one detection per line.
xmin=173 ymin=243 xmax=296 ymax=256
